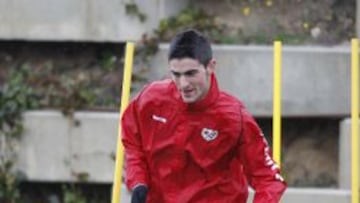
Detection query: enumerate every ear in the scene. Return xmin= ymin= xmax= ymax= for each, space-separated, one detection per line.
xmin=207 ymin=58 xmax=216 ymax=73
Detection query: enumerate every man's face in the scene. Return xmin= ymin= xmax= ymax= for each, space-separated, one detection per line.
xmin=169 ymin=58 xmax=214 ymax=103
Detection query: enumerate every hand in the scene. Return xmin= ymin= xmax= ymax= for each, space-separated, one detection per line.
xmin=131 ymin=185 xmax=148 ymax=203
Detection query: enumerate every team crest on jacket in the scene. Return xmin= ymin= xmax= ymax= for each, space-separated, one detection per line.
xmin=201 ymin=128 xmax=218 ymax=142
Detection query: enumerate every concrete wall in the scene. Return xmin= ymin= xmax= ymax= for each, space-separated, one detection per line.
xmin=150 ymin=44 xmax=354 ymax=117
xmin=280 ymin=188 xmax=351 ymax=203
xmin=0 ymin=0 xmax=188 ymax=42
xmin=18 ymin=111 xmax=118 ymax=182
xmin=339 ymin=118 xmax=360 ymax=189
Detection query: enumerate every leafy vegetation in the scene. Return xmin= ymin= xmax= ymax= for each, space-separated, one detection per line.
xmin=125 ymin=2 xmax=147 ymax=23
xmin=63 ymin=185 xmax=86 ymax=203
xmin=150 ymin=6 xmax=308 ymax=44
xmin=156 ymin=7 xmax=230 ymax=43
xmin=0 ymin=66 xmax=38 ymax=202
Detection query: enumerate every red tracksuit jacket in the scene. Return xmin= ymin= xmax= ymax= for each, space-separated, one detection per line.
xmin=122 ymin=74 xmax=286 ymax=203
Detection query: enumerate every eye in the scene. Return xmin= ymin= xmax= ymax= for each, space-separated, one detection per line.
xmin=184 ymin=70 xmax=198 ymax=77
xmin=171 ymin=71 xmax=181 ymax=78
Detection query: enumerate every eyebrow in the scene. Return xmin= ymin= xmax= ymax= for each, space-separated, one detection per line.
xmin=170 ymin=69 xmax=199 ymax=77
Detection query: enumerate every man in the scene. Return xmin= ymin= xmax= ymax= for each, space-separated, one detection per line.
xmin=122 ymin=29 xmax=286 ymax=203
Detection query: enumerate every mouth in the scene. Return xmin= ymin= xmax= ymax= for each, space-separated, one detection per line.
xmin=182 ymin=89 xmax=195 ymax=97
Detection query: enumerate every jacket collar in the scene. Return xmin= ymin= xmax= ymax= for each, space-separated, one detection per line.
xmin=172 ymin=73 xmax=220 ymax=111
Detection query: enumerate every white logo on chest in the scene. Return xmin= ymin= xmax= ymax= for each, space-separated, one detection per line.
xmin=152 ymin=114 xmax=167 ymax=123
xmin=201 ymin=128 xmax=218 ymax=142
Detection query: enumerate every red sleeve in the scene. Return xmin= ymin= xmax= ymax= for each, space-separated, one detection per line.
xmin=238 ymin=109 xmax=286 ymax=203
xmin=121 ymin=96 xmax=149 ymax=190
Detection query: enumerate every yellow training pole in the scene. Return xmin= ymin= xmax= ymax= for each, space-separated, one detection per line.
xmin=351 ymin=38 xmax=359 ymax=203
xmin=111 ymin=42 xmax=135 ymax=203
xmin=272 ymin=41 xmax=282 ymax=168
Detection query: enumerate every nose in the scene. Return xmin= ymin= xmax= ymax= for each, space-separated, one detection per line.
xmin=178 ymin=75 xmax=190 ymax=89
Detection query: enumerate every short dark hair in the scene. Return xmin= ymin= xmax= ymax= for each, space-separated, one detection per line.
xmin=168 ymin=29 xmax=212 ymax=67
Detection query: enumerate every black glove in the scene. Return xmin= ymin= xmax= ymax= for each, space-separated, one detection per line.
xmin=131 ymin=185 xmax=148 ymax=203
